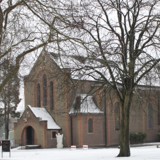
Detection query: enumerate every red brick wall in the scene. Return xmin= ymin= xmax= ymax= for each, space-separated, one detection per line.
xmin=71 ymin=114 xmax=105 ymax=147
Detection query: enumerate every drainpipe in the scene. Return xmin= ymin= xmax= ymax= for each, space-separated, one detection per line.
xmin=70 ymin=115 xmax=73 ymax=145
xmin=104 ymin=89 xmax=107 ymax=146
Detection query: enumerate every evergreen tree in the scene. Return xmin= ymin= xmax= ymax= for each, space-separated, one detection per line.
xmin=0 ymin=58 xmax=20 ymax=139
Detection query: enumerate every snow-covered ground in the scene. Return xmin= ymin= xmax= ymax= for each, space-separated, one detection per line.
xmin=1 ymin=145 xmax=160 ymax=160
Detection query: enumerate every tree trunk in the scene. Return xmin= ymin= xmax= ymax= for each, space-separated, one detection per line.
xmin=5 ymin=120 xmax=9 ymax=139
xmin=0 ymin=5 xmax=3 ymax=45
xmin=118 ymin=93 xmax=132 ymax=157
xmin=4 ymin=104 xmax=9 ymax=140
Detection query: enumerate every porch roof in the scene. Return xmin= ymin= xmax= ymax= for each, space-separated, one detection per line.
xmin=28 ymin=105 xmax=61 ymax=130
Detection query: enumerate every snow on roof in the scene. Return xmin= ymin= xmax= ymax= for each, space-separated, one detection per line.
xmin=28 ymin=105 xmax=61 ymax=130
xmin=69 ymin=94 xmax=103 ymax=114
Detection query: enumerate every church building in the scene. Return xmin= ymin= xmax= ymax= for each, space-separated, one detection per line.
xmin=14 ymin=50 xmax=160 ymax=148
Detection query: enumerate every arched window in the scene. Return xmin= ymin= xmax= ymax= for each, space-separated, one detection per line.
xmin=114 ymin=102 xmax=120 ymax=130
xmin=88 ymin=118 xmax=93 ymax=133
xmin=50 ymin=81 xmax=54 ymax=110
xmin=43 ymin=74 xmax=47 ymax=107
xmin=37 ymin=83 xmax=41 ymax=107
xmin=148 ymin=103 xmax=153 ymax=129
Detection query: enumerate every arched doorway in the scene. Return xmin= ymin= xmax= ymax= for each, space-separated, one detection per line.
xmin=26 ymin=126 xmax=34 ymax=145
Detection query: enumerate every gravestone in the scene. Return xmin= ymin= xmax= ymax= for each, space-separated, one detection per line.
xmin=1 ymin=140 xmax=11 ymax=157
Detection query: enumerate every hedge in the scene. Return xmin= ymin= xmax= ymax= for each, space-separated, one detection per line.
xmin=130 ymin=132 xmax=146 ymax=144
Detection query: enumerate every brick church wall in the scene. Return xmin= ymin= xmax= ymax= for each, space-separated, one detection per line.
xmin=17 ymin=51 xmax=160 ymax=148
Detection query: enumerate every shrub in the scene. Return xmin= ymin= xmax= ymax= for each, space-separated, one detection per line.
xmin=130 ymin=132 xmax=146 ymax=144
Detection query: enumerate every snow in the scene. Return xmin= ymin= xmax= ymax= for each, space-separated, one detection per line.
xmin=28 ymin=105 xmax=61 ymax=130
xmin=1 ymin=145 xmax=160 ymax=160
xmin=69 ymin=94 xmax=103 ymax=114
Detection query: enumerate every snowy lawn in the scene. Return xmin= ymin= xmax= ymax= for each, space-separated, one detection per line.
xmin=1 ymin=145 xmax=160 ymax=160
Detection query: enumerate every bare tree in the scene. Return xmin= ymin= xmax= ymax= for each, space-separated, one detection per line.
xmin=4 ymin=0 xmax=160 ymax=157
xmin=35 ymin=0 xmax=160 ymax=157
xmin=0 ymin=0 xmax=57 ymax=93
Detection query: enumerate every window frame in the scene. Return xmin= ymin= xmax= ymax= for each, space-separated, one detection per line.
xmin=114 ymin=102 xmax=120 ymax=131
xmin=158 ymin=98 xmax=160 ymax=125
xmin=148 ymin=103 xmax=154 ymax=129
xmin=43 ymin=74 xmax=47 ymax=107
xmin=88 ymin=118 xmax=94 ymax=134
xmin=50 ymin=81 xmax=54 ymax=110
xmin=51 ymin=131 xmax=57 ymax=139
xmin=37 ymin=83 xmax=41 ymax=107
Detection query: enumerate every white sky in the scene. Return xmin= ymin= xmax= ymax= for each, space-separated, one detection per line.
xmin=1 ymin=144 xmax=160 ymax=160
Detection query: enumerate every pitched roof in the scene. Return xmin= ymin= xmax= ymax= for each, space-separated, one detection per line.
xmin=28 ymin=105 xmax=61 ymax=130
xmin=69 ymin=94 xmax=103 ymax=114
